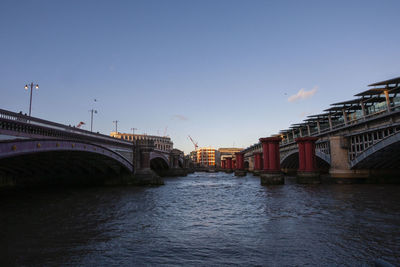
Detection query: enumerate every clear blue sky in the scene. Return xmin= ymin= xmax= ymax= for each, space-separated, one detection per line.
xmin=1 ymin=0 xmax=400 ymax=153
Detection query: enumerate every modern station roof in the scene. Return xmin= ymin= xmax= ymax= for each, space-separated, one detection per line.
xmin=269 ymin=76 xmax=400 ymax=147
xmin=368 ymin=77 xmax=400 ymax=86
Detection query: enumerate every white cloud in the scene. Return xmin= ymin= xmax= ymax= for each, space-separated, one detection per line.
xmin=288 ymin=86 xmax=318 ymax=102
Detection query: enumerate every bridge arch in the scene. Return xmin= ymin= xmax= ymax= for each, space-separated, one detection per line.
xmin=150 ymin=151 xmax=170 ymax=176
xmin=350 ymin=131 xmax=400 ymax=169
xmin=0 ymin=139 xmax=134 ymax=186
xmin=280 ymin=149 xmax=330 ymax=171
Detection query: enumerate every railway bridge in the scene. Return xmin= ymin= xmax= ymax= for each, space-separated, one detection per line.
xmin=228 ymin=76 xmax=400 ymax=184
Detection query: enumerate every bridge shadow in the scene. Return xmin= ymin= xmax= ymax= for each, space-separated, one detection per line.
xmin=0 ymin=151 xmax=131 ymax=187
xmin=150 ymin=157 xmax=170 ymax=177
xmin=281 ymin=152 xmax=330 ymax=175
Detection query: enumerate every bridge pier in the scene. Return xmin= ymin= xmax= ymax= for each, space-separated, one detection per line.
xmin=132 ymin=140 xmax=164 ymax=185
xmin=329 ymin=136 xmax=370 ymax=182
xmin=296 ymin=137 xmax=320 ymax=184
xmin=234 ymin=152 xmax=246 ymax=176
xmin=167 ymin=149 xmax=187 ymax=177
xmin=225 ymin=157 xmax=233 ymax=173
xmin=253 ymin=152 xmax=263 ymax=176
xmin=259 ymin=137 xmax=284 ymax=185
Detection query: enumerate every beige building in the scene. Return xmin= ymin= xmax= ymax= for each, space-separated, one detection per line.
xmin=218 ymin=147 xmax=244 ymax=161
xmin=110 ymin=132 xmax=173 ymax=152
xmin=191 ymin=147 xmax=220 ymax=166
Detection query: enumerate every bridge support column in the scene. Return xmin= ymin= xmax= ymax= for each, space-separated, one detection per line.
xmin=329 ymin=136 xmax=369 ymax=182
xmin=225 ymin=157 xmax=233 ymax=173
xmin=296 ymin=137 xmax=320 ymax=184
xmin=221 ymin=160 xmax=226 ymax=170
xmin=168 ymin=149 xmax=187 ymax=177
xmin=259 ymin=137 xmax=284 ymax=185
xmin=133 ymin=140 xmax=164 ymax=185
xmin=234 ymin=152 xmax=246 ymax=177
xmin=253 ymin=152 xmax=263 ymax=176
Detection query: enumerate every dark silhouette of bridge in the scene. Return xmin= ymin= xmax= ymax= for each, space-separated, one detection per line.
xmin=0 ymin=109 xmax=188 ymax=187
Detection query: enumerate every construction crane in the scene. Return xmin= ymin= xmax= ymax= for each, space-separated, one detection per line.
xmin=188 ymin=135 xmax=198 ymax=151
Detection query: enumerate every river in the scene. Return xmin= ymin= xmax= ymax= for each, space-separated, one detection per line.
xmin=1 ymin=172 xmax=399 ymax=266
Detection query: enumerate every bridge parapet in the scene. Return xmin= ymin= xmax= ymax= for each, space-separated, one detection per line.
xmin=0 ymin=108 xmax=132 ymax=149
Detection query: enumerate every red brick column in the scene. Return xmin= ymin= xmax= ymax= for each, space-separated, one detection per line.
xmin=221 ymin=160 xmax=226 ymax=169
xmin=259 ymin=137 xmax=282 ymax=172
xmin=253 ymin=152 xmax=263 ymax=170
xmin=296 ymin=137 xmax=318 ymax=172
xmin=235 ymin=152 xmax=244 ymax=170
xmin=232 ymin=160 xmax=236 ymax=169
xmin=226 ymin=157 xmax=232 ymax=169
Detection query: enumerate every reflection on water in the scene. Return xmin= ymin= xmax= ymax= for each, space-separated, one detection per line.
xmin=1 ymin=172 xmax=399 ymax=266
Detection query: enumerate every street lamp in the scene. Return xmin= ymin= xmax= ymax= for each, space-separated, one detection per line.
xmin=89 ymin=109 xmax=97 ymax=132
xmin=24 ymin=82 xmax=39 ymax=116
xmin=113 ymin=120 xmax=119 ymax=133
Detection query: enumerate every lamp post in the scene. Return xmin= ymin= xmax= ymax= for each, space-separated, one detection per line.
xmin=113 ymin=120 xmax=119 ymax=133
xmin=89 ymin=109 xmax=97 ymax=132
xmin=24 ymin=82 xmax=39 ymax=117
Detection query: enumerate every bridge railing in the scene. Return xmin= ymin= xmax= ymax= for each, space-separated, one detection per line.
xmin=347 ymin=122 xmax=400 ymax=161
xmin=0 ymin=108 xmax=133 ymax=148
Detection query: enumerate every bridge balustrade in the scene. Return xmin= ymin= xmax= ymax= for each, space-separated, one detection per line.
xmin=0 ymin=108 xmax=132 ymax=149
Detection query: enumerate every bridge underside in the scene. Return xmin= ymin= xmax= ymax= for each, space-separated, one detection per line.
xmin=281 ymin=153 xmax=330 ymax=173
xmin=150 ymin=157 xmax=170 ymax=176
xmin=0 ymin=151 xmax=131 ymax=187
xmin=352 ymin=140 xmax=400 ymax=169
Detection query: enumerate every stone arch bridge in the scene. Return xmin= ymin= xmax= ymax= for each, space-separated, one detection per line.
xmin=0 ymin=109 xmax=188 ymax=187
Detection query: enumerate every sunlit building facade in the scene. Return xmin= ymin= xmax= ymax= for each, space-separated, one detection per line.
xmin=192 ymin=147 xmax=220 ymax=166
xmin=110 ymin=132 xmax=173 ymax=152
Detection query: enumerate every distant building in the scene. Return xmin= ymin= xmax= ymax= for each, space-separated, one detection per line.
xmin=218 ymin=147 xmax=244 ymax=163
xmin=110 ymin=132 xmax=173 ymax=152
xmin=189 ymin=150 xmax=198 ymax=163
xmin=191 ymin=147 xmax=220 ymax=166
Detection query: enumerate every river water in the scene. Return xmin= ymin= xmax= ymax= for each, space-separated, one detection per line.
xmin=1 ymin=172 xmax=399 ymax=266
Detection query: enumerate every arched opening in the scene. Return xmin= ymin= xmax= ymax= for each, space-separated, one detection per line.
xmin=150 ymin=157 xmax=169 ymax=176
xmin=0 ymin=151 xmax=132 ymax=187
xmin=280 ymin=152 xmax=330 ymax=175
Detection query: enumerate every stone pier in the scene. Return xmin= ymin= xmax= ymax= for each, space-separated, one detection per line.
xmin=132 ymin=140 xmax=164 ymax=185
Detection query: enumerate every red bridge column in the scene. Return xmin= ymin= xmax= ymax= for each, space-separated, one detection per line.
xmin=225 ymin=157 xmax=233 ymax=173
xmin=259 ymin=137 xmax=284 ymax=185
xmin=221 ymin=160 xmax=226 ymax=169
xmin=253 ymin=152 xmax=263 ymax=176
xmin=234 ymin=152 xmax=246 ymax=176
xmin=295 ymin=137 xmax=320 ymax=184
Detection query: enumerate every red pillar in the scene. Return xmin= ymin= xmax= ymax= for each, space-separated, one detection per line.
xmin=221 ymin=160 xmax=226 ymax=169
xmin=259 ymin=137 xmax=282 ymax=172
xmin=235 ymin=152 xmax=244 ymax=170
xmin=226 ymin=157 xmax=232 ymax=169
xmin=295 ymin=137 xmax=318 ymax=172
xmin=232 ymin=160 xmax=236 ymax=169
xmin=254 ymin=152 xmax=263 ymax=170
